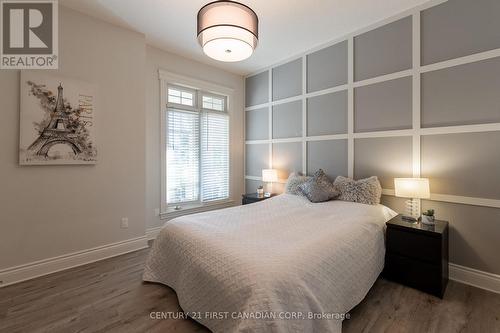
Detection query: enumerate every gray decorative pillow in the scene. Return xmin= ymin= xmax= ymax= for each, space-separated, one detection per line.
xmin=333 ymin=176 xmax=382 ymax=205
xmin=285 ymin=172 xmax=310 ymax=196
xmin=298 ymin=169 xmax=339 ymax=203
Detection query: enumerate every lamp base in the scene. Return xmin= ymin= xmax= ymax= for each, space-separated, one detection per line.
xmin=404 ymin=198 xmax=421 ymax=221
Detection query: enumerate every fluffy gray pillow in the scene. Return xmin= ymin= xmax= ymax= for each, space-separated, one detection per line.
xmin=298 ymin=169 xmax=339 ymax=203
xmin=285 ymin=172 xmax=310 ymax=196
xmin=333 ymin=176 xmax=382 ymax=205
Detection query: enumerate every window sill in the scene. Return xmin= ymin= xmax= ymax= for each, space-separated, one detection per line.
xmin=160 ymin=199 xmax=235 ymax=220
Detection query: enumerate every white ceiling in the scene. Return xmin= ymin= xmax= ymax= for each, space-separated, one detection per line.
xmin=60 ymin=0 xmax=432 ymax=76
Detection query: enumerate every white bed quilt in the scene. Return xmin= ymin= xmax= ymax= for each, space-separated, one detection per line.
xmin=143 ymin=194 xmax=397 ymax=333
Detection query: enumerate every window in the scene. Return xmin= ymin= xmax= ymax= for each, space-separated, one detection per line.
xmin=164 ymin=84 xmax=230 ymax=209
xmin=168 ymin=87 xmax=194 ymax=106
xmin=202 ymin=94 xmax=225 ymax=111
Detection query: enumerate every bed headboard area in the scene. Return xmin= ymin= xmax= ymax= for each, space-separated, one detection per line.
xmin=244 ymin=0 xmax=500 ymax=275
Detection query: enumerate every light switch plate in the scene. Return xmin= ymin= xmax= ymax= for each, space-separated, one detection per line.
xmin=120 ymin=217 xmax=129 ymax=228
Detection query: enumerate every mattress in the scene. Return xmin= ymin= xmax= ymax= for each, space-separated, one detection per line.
xmin=143 ymin=194 xmax=397 ymax=333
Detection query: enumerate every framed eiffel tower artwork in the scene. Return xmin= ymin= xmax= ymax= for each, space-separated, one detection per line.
xmin=19 ymin=72 xmax=98 ymax=165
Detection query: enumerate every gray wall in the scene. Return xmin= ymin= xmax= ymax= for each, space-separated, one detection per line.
xmin=354 ymin=77 xmax=412 ymax=132
xmin=0 ymin=7 xmax=147 ymax=269
xmin=245 ymin=0 xmax=500 ymax=275
xmin=354 ymin=16 xmax=412 ymax=81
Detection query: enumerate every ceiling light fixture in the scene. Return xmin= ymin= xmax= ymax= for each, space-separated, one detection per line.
xmin=197 ymin=1 xmax=258 ymax=62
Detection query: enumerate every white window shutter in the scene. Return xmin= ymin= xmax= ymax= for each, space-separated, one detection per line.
xmin=166 ymin=109 xmax=200 ymax=203
xmin=201 ymin=111 xmax=229 ymax=202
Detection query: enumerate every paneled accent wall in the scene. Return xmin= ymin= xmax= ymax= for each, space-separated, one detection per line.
xmin=245 ymin=0 xmax=500 ymax=275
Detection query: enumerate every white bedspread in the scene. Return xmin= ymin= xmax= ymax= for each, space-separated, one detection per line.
xmin=143 ymin=194 xmax=397 ymax=333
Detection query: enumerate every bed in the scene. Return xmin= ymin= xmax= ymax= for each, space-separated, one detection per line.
xmin=143 ymin=193 xmax=397 ymax=333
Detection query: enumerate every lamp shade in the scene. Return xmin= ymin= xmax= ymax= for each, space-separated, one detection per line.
xmin=262 ymin=169 xmax=278 ymax=182
xmin=197 ymin=1 xmax=258 ymax=62
xmin=394 ymin=178 xmax=430 ymax=199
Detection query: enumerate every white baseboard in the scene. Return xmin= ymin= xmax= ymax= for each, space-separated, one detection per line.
xmin=0 ymin=236 xmax=148 ymax=288
xmin=449 ymin=263 xmax=500 ymax=294
xmin=146 ymin=226 xmax=162 ymax=240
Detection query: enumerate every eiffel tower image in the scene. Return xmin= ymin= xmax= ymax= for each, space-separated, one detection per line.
xmin=27 ymin=84 xmax=83 ymax=157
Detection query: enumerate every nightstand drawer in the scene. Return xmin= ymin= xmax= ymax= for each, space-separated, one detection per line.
xmin=384 ymin=252 xmax=444 ymax=297
xmin=242 ymin=197 xmax=259 ymax=205
xmin=386 ymin=227 xmax=441 ymax=264
xmin=241 ymin=193 xmax=276 ymax=205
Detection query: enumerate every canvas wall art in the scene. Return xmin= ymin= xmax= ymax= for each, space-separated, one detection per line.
xmin=19 ymin=72 xmax=97 ymax=165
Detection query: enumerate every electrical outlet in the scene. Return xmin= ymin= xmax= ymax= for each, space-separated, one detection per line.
xmin=120 ymin=217 xmax=129 ymax=229
xmin=154 ymin=208 xmax=160 ymax=217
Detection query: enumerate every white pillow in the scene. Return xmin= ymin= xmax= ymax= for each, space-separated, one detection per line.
xmin=333 ymin=176 xmax=382 ymax=205
xmin=285 ymin=172 xmax=310 ymax=196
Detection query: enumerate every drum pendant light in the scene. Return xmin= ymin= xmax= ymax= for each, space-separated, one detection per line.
xmin=197 ymin=1 xmax=258 ymax=62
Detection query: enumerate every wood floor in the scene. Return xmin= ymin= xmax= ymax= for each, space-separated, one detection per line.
xmin=1 ymin=245 xmax=499 ymax=333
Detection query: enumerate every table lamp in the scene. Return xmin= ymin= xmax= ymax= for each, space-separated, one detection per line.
xmin=394 ymin=178 xmax=430 ymax=222
xmin=262 ymin=169 xmax=278 ymax=197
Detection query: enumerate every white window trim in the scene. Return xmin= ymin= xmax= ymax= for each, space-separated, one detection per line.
xmin=159 ymin=69 xmax=235 ymax=219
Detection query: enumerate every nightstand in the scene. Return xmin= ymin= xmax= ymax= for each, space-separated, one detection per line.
xmin=383 ymin=214 xmax=449 ymax=298
xmin=241 ymin=193 xmax=276 ymax=205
